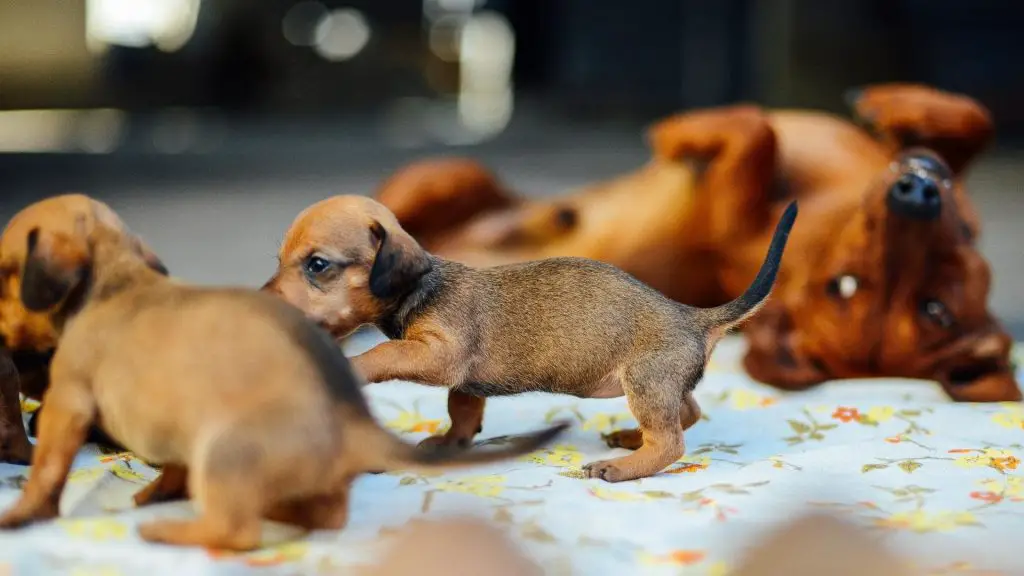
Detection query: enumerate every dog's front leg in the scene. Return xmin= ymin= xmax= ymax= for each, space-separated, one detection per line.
xmin=0 ymin=383 xmax=94 ymax=527
xmin=647 ymin=104 xmax=778 ymax=244
xmin=350 ymin=338 xmax=456 ymax=385
xmin=0 ymin=353 xmax=33 ymax=465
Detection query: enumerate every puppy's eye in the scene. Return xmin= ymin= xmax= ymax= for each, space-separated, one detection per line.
xmin=920 ymin=299 xmax=954 ymax=328
xmin=826 ymin=275 xmax=859 ymax=300
xmin=304 ymin=256 xmax=332 ymax=276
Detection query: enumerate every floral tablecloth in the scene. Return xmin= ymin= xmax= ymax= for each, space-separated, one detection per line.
xmin=0 ymin=331 xmax=1022 ymax=575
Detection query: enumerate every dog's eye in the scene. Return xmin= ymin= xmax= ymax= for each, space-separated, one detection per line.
xmin=826 ymin=275 xmax=858 ymax=300
xmin=303 ymin=256 xmax=331 ymax=276
xmin=920 ymin=299 xmax=954 ymax=328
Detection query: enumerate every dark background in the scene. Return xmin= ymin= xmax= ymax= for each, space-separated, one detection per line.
xmin=1 ymin=0 xmax=1023 ymax=335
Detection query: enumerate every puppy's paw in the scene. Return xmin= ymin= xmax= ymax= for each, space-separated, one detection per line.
xmin=582 ymin=460 xmax=630 ymax=483
xmin=0 ymin=500 xmax=57 ymax=529
xmin=601 ymin=429 xmax=643 ymax=450
xmin=417 ymin=434 xmax=472 ymax=452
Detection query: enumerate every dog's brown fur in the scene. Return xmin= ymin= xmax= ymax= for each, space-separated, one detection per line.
xmin=264 ymin=196 xmax=797 ymax=482
xmin=376 ymin=84 xmax=1019 ymax=402
xmin=0 ymin=195 xmax=168 ymax=464
xmin=0 ymin=203 xmax=567 ymax=550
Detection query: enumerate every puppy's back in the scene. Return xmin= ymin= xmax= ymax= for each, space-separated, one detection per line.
xmin=435 ymin=257 xmax=690 ymax=393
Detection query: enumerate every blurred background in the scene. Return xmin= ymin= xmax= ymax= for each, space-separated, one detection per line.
xmin=1 ymin=0 xmax=1022 ymax=335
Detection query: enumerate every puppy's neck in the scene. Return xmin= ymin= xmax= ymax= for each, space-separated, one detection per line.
xmin=376 ymin=255 xmax=451 ymax=340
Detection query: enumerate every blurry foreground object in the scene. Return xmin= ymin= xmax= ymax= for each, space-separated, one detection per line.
xmin=364 ymin=513 xmax=915 ymax=576
xmin=364 ymin=517 xmax=542 ymax=576
xmin=731 ymin=514 xmax=912 ymax=576
xmin=377 ymin=83 xmax=1020 ymax=402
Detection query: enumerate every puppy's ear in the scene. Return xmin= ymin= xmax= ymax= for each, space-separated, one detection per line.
xmin=132 ymin=237 xmax=169 ymax=276
xmin=20 ymin=227 xmax=90 ymax=312
xmin=368 ymin=220 xmax=431 ymax=300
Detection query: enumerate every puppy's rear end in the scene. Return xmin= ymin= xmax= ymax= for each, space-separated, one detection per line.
xmin=689 ymin=200 xmax=798 ymax=354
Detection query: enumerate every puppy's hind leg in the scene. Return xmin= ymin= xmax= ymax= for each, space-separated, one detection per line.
xmin=138 ymin=437 xmax=265 ymax=550
xmin=602 ymin=392 xmax=701 ymax=450
xmin=265 ymin=481 xmax=352 ymax=531
xmin=133 ymin=464 xmax=189 ymax=507
xmin=583 ymin=357 xmax=689 ymax=483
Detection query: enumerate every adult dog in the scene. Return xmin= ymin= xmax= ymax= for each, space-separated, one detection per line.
xmin=375 ymin=84 xmax=1019 ymax=402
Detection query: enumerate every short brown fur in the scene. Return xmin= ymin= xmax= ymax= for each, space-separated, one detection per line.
xmin=0 ymin=200 xmax=567 ymax=549
xmin=264 ymin=196 xmax=796 ymax=482
xmin=0 ymin=195 xmax=168 ymax=463
xmin=375 ymin=84 xmax=1019 ymax=402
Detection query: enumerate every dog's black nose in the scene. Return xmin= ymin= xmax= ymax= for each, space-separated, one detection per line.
xmin=887 ymin=173 xmax=942 ymax=220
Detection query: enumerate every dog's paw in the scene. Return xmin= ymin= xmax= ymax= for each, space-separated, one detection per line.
xmin=582 ymin=460 xmax=630 ymax=483
xmin=0 ymin=501 xmax=55 ymax=529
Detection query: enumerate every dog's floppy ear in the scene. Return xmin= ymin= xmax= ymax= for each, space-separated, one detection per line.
xmin=368 ymin=220 xmax=431 ymax=300
xmin=20 ymin=226 xmax=90 ymax=312
xmin=132 ymin=237 xmax=169 ymax=276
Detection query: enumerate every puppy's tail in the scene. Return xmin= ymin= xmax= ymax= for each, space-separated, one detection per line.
xmin=351 ymin=420 xmax=570 ymax=474
xmin=700 ymin=200 xmax=798 ymax=329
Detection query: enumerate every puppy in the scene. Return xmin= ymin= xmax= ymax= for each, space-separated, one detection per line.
xmin=0 ymin=194 xmax=170 ymax=463
xmin=0 ymin=205 xmax=567 ymax=550
xmin=376 ymin=84 xmax=1018 ymax=402
xmin=264 ymin=196 xmax=797 ymax=482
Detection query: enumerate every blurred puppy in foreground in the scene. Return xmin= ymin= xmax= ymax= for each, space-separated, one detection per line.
xmin=265 ymin=196 xmax=797 ymax=482
xmin=366 ymin=514 xmax=911 ymax=576
xmin=0 ymin=200 xmax=567 ymax=550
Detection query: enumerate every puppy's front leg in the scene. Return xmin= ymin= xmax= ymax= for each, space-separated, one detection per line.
xmin=418 ymin=390 xmax=485 ymax=451
xmin=0 ymin=383 xmax=94 ymax=527
xmin=350 ymin=339 xmax=455 ymax=385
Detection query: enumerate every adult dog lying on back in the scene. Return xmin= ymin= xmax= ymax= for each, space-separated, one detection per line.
xmin=375 ymin=83 xmax=1019 ymax=402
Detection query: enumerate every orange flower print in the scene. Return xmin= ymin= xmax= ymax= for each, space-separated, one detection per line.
xmin=991 ymin=454 xmax=1020 ymax=473
xmin=831 ymin=406 xmax=861 ymax=423
xmin=409 ymin=420 xmax=442 ymax=434
xmin=970 ymin=491 xmax=1003 ymax=504
xmin=638 ymin=549 xmax=706 ymax=566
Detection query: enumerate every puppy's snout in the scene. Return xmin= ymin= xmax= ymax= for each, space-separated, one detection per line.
xmin=887 ymin=173 xmax=941 ymax=220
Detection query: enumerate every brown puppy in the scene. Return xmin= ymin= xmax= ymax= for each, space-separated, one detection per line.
xmin=375 ymin=84 xmax=1018 ymax=402
xmin=264 ymin=196 xmax=797 ymax=482
xmin=0 ymin=194 xmax=169 ymax=463
xmin=0 ymin=207 xmax=567 ymax=550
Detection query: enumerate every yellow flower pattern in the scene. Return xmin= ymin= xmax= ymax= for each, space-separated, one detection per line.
xmin=874 ymin=510 xmax=979 ymax=533
xmin=0 ymin=337 xmax=1020 ymax=574
xmin=57 ymin=519 xmax=129 ymax=541
xmin=433 ymin=475 xmax=507 ymax=498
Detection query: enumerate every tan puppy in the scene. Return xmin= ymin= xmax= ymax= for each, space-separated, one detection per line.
xmin=264 ymin=196 xmax=797 ymax=482
xmin=0 ymin=206 xmax=567 ymax=550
